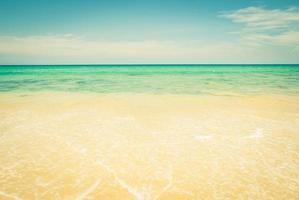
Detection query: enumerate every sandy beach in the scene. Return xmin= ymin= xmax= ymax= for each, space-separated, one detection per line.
xmin=1 ymin=92 xmax=298 ymax=199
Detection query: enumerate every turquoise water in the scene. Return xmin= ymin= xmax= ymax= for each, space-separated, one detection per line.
xmin=0 ymin=65 xmax=299 ymax=95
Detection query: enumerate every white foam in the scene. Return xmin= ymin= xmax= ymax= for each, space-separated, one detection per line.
xmin=246 ymin=128 xmax=264 ymax=139
xmin=194 ymin=134 xmax=213 ymax=141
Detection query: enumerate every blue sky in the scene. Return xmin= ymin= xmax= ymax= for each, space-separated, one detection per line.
xmin=0 ymin=0 xmax=299 ymax=64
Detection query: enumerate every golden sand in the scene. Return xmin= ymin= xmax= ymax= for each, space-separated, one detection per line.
xmin=0 ymin=92 xmax=299 ymax=199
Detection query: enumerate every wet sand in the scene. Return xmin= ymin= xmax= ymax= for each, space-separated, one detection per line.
xmin=0 ymin=92 xmax=299 ymax=199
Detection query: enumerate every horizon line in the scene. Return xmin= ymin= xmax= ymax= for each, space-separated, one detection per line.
xmin=1 ymin=63 xmax=299 ymax=66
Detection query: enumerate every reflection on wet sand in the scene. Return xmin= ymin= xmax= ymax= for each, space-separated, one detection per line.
xmin=0 ymin=93 xmax=299 ymax=199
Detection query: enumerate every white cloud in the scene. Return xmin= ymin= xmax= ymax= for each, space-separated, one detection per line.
xmin=241 ymin=31 xmax=299 ymax=46
xmin=0 ymin=35 xmax=184 ymax=63
xmin=221 ymin=7 xmax=299 ymax=32
xmin=221 ymin=6 xmax=299 ymax=49
xmin=0 ymin=34 xmax=298 ymax=64
xmin=0 ymin=35 xmax=256 ymax=64
xmin=0 ymin=35 xmax=174 ymax=57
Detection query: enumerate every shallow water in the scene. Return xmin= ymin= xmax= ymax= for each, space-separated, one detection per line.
xmin=0 ymin=65 xmax=299 ymax=199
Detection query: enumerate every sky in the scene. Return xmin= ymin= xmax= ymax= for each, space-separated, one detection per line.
xmin=0 ymin=0 xmax=299 ymax=64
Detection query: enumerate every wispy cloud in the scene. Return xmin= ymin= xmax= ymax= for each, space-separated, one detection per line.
xmin=221 ymin=6 xmax=299 ymax=46
xmin=0 ymin=35 xmax=185 ymax=63
xmin=241 ymin=31 xmax=299 ymax=46
xmin=0 ymin=34 xmax=298 ymax=64
xmin=0 ymin=35 xmax=258 ymax=64
xmin=222 ymin=6 xmax=299 ymax=32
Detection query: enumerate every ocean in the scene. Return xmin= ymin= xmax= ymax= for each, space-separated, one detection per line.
xmin=1 ymin=64 xmax=299 ymax=95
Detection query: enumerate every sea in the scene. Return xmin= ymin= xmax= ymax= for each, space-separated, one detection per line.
xmin=1 ymin=64 xmax=299 ymax=95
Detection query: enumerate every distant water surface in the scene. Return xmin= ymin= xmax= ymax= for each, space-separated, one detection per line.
xmin=1 ymin=64 xmax=298 ymax=95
